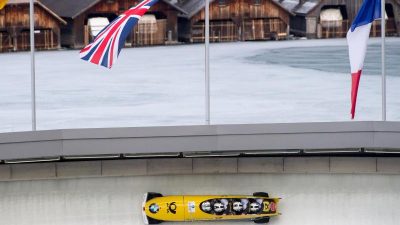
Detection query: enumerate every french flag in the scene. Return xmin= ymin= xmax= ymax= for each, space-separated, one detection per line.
xmin=347 ymin=0 xmax=382 ymax=119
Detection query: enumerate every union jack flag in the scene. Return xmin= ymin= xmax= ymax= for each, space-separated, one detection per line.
xmin=80 ymin=0 xmax=158 ymax=68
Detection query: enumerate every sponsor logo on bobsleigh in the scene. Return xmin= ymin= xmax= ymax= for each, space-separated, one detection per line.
xmin=167 ymin=202 xmax=177 ymax=214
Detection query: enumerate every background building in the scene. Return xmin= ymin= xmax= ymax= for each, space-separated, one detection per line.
xmin=0 ymin=0 xmax=66 ymax=52
xmin=40 ymin=0 xmax=186 ymax=48
xmin=1 ymin=0 xmax=400 ymax=52
xmin=276 ymin=0 xmax=400 ymax=38
xmin=177 ymin=0 xmax=291 ymax=43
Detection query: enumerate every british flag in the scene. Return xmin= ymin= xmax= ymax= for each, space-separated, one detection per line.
xmin=80 ymin=0 xmax=158 ymax=68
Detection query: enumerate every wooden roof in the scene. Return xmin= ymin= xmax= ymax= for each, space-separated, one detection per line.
xmin=39 ymin=0 xmax=102 ymax=19
xmin=273 ymin=0 xmax=320 ymax=15
xmin=177 ymin=0 xmax=295 ymax=18
xmin=39 ymin=0 xmax=187 ymax=19
xmin=6 ymin=0 xmax=67 ymax=24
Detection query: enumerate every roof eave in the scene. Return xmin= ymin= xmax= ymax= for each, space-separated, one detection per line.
xmin=71 ymin=0 xmax=103 ymax=19
xmin=272 ymin=1 xmax=295 ymax=16
xmin=37 ymin=2 xmax=67 ymax=25
xmin=161 ymin=0 xmax=188 ymax=15
xmin=6 ymin=1 xmax=67 ymax=25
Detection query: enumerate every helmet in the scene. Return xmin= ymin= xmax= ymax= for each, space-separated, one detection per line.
xmin=201 ymin=201 xmax=211 ymax=212
xmin=213 ymin=202 xmax=225 ymax=213
xmin=249 ymin=202 xmax=260 ymax=212
xmin=232 ymin=201 xmax=243 ymax=212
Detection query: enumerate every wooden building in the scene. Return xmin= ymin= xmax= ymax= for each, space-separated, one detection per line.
xmin=176 ymin=0 xmax=292 ymax=43
xmin=0 ymin=0 xmax=66 ymax=52
xmin=40 ymin=0 xmax=186 ymax=49
xmin=276 ymin=0 xmax=400 ymax=38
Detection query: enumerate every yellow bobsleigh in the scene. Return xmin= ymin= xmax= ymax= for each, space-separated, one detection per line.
xmin=142 ymin=192 xmax=280 ymax=224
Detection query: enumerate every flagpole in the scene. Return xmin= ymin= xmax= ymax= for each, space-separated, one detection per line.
xmin=30 ymin=0 xmax=36 ymax=130
xmin=205 ymin=0 xmax=210 ymax=125
xmin=381 ymin=0 xmax=386 ymax=121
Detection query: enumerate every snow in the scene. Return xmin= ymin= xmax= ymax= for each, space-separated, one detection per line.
xmin=0 ymin=38 xmax=399 ymax=132
xmin=274 ymin=0 xmax=299 ymax=12
xmin=295 ymin=1 xmax=318 ymax=15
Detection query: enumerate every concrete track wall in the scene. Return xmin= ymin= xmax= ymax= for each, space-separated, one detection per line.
xmin=0 ymin=157 xmax=400 ymax=225
xmin=1 ymin=122 xmax=400 ymax=161
xmin=1 ymin=157 xmax=400 ymax=181
xmin=0 ymin=173 xmax=399 ymax=225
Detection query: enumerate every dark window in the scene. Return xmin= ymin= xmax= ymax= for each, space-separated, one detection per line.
xmin=253 ymin=0 xmax=261 ymax=5
xmin=385 ymin=4 xmax=394 ymax=18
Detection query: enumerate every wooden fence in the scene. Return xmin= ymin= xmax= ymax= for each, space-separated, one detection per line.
xmin=0 ymin=31 xmax=12 ymax=52
xmin=192 ymin=20 xmax=238 ymax=43
xmin=132 ymin=19 xmax=167 ymax=46
xmin=320 ymin=19 xmax=397 ymax=38
xmin=0 ymin=29 xmax=58 ymax=52
xmin=18 ymin=29 xmax=58 ymax=51
xmin=242 ymin=18 xmax=287 ymax=40
xmin=84 ymin=19 xmax=168 ymax=47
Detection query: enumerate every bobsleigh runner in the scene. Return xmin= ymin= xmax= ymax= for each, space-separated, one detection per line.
xmin=142 ymin=192 xmax=281 ymax=224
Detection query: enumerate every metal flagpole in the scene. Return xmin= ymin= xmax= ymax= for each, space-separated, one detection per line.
xmin=205 ymin=0 xmax=210 ymax=125
xmin=381 ymin=0 xmax=386 ymax=121
xmin=30 ymin=0 xmax=36 ymax=130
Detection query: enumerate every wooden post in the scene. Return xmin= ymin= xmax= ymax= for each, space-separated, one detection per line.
xmin=84 ymin=25 xmax=88 ymax=46
xmin=150 ymin=22 xmax=153 ymax=45
xmin=51 ymin=29 xmax=54 ymax=48
xmin=44 ymin=30 xmax=48 ymax=49
xmin=13 ymin=32 xmax=17 ymax=51
xmin=252 ymin=20 xmax=255 ymax=40
xmin=57 ymin=27 xmax=61 ymax=49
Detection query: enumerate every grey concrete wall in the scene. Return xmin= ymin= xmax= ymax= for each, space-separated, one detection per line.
xmin=0 ymin=164 xmax=10 ymax=181
xmin=330 ymin=157 xmax=377 ymax=173
xmin=238 ymin=157 xmax=283 ymax=173
xmin=193 ymin=158 xmax=238 ymax=174
xmin=102 ymin=159 xmax=147 ymax=176
xmin=0 ymin=157 xmax=399 ymax=182
xmin=147 ymin=158 xmax=193 ymax=175
xmin=1 ymin=173 xmax=400 ymax=225
xmin=377 ymin=157 xmax=400 ymax=173
xmin=284 ymin=157 xmax=330 ymax=173
xmin=56 ymin=161 xmax=102 ymax=178
xmin=1 ymin=122 xmax=400 ymax=161
xmin=11 ymin=163 xmax=56 ymax=180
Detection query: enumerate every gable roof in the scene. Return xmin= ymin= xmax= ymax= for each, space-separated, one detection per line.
xmin=39 ymin=0 xmax=187 ymax=19
xmin=176 ymin=0 xmax=204 ymax=18
xmin=7 ymin=0 xmax=67 ymax=24
xmin=273 ymin=0 xmax=320 ymax=15
xmin=274 ymin=0 xmax=299 ymax=12
xmin=294 ymin=0 xmax=319 ymax=15
xmin=161 ymin=0 xmax=188 ymax=14
xmin=39 ymin=0 xmax=102 ymax=19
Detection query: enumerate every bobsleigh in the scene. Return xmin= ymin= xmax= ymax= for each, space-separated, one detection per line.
xmin=142 ymin=192 xmax=280 ymax=224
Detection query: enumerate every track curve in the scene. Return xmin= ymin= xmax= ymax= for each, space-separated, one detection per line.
xmin=0 ymin=173 xmax=399 ymax=225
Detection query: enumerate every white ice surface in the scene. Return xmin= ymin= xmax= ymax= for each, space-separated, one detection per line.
xmin=0 ymin=38 xmax=399 ymax=132
xmin=0 ymin=174 xmax=399 ymax=225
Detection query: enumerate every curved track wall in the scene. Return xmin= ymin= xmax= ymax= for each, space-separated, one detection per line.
xmin=0 ymin=173 xmax=399 ymax=225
